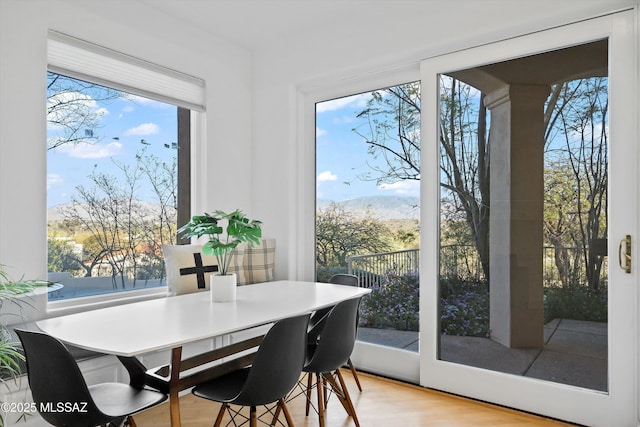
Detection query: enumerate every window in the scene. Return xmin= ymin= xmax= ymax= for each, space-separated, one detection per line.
xmin=315 ymin=81 xmax=420 ymax=351
xmin=46 ymin=32 xmax=204 ymax=302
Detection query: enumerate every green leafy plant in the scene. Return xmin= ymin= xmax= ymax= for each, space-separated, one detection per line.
xmin=0 ymin=265 xmax=49 ymax=427
xmin=544 ymin=283 xmax=607 ymax=323
xmin=178 ymin=209 xmax=262 ymax=275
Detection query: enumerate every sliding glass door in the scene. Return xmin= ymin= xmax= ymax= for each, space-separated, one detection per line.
xmin=420 ymin=12 xmax=637 ymax=426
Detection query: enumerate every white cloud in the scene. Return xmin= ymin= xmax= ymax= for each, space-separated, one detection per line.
xmin=124 ymin=123 xmax=160 ymax=136
xmin=379 ymin=180 xmax=420 ymax=196
xmin=95 ymin=107 xmax=110 ymax=117
xmin=316 ymin=93 xmax=369 ymax=113
xmin=47 ymin=173 xmax=63 ymax=189
xmin=58 ymin=141 xmax=123 ymax=159
xmin=316 ymin=127 xmax=327 ymax=137
xmin=47 ymin=122 xmax=64 ymax=132
xmin=47 ymin=91 xmax=109 ymax=123
xmin=333 ymin=115 xmax=355 ymax=125
xmin=317 ymin=170 xmax=338 ymax=182
xmin=118 ymin=105 xmax=135 ymax=119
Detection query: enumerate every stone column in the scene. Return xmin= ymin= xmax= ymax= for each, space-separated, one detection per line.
xmin=486 ymin=84 xmax=549 ymax=348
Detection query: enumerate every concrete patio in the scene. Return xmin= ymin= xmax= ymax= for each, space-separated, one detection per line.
xmin=357 ymin=318 xmax=607 ymax=391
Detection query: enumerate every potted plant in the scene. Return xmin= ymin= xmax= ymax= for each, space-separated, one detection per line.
xmin=178 ymin=209 xmax=262 ymax=301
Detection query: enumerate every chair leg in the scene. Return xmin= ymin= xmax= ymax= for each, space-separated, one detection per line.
xmin=250 ymin=406 xmax=257 ymax=427
xmin=214 ymin=403 xmax=228 ymax=427
xmin=323 ymin=372 xmax=352 ymax=415
xmin=322 ymin=374 xmax=329 ymax=409
xmin=127 ymin=416 xmax=137 ymax=427
xmin=316 ymin=373 xmax=325 ymax=427
xmin=305 ymin=372 xmax=313 ymax=416
xmin=279 ymin=399 xmax=295 ymax=427
xmin=347 ymin=358 xmax=363 ymax=392
xmin=271 ymin=401 xmax=282 ymax=425
xmin=336 ymin=369 xmax=360 ymax=427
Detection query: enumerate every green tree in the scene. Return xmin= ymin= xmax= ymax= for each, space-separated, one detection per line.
xmin=47 ymin=236 xmax=80 ymax=274
xmin=354 ymin=79 xmax=491 ymax=278
xmin=316 ymin=203 xmax=391 ymax=268
xmin=351 ymin=74 xmax=607 ymax=292
xmin=439 ymin=77 xmax=490 ymax=278
xmin=543 ymin=162 xmax=583 ymax=287
xmin=59 ymin=151 xmax=177 ymax=288
xmin=544 ymin=77 xmax=608 ymax=291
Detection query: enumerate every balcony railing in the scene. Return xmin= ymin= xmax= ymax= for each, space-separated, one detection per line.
xmin=348 ymin=249 xmax=419 ymax=288
xmin=347 ymin=245 xmax=607 ymax=288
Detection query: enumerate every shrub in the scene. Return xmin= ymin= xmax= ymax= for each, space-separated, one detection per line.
xmin=359 ymin=271 xmax=419 ymax=331
xmin=439 ymin=279 xmax=490 ymax=337
xmin=355 ymin=271 xmax=607 ymax=338
xmin=315 ymin=266 xmax=348 ymax=283
xmin=544 ymin=284 xmax=607 ymax=323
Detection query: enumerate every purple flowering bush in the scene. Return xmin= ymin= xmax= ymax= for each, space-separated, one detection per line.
xmin=358 ymin=272 xmax=491 ymax=335
xmin=440 ymin=280 xmax=490 ymax=337
xmin=359 ymin=271 xmax=419 ymax=331
xmin=358 ymin=272 xmax=606 ymax=338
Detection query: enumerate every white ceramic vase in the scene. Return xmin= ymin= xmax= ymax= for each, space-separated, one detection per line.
xmin=210 ymin=273 xmax=237 ymax=302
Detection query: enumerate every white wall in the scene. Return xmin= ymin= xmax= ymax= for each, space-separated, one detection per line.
xmin=0 ymin=0 xmax=253 ymax=321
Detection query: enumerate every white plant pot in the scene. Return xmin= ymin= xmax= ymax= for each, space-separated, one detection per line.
xmin=210 ymin=273 xmax=237 ymax=302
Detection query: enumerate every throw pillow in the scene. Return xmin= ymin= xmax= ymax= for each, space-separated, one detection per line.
xmin=234 ymin=238 xmax=276 ymax=285
xmin=162 ymin=244 xmax=219 ymax=296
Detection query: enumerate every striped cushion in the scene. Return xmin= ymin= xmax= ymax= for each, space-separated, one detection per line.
xmin=232 ymin=238 xmax=276 ymax=285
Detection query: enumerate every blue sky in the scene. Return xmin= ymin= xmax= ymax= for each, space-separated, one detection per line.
xmin=315 ymin=92 xmax=420 ymax=202
xmin=47 ymin=83 xmax=420 ymax=209
xmin=47 ymin=91 xmax=177 ymax=208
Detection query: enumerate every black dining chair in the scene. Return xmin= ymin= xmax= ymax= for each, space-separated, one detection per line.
xmin=192 ymin=313 xmax=310 ymax=427
xmin=15 ymin=329 xmax=167 ymax=427
xmin=302 ymin=296 xmax=363 ymax=427
xmin=328 ymin=273 xmax=359 ymax=287
xmin=309 ymin=273 xmax=363 ymax=392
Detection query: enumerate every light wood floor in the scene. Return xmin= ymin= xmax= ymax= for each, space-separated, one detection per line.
xmin=134 ymin=370 xmax=577 ymax=426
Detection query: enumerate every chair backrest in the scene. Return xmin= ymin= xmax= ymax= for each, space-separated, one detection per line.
xmin=236 ymin=313 xmax=310 ymax=406
xmin=304 ymin=296 xmax=362 ymax=374
xmin=15 ymin=329 xmax=105 ymax=426
xmin=329 ymin=274 xmax=359 ymax=287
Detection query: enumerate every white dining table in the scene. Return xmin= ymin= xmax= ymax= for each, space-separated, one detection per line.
xmin=36 ymin=280 xmax=371 ymax=426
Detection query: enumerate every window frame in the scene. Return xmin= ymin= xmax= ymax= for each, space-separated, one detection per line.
xmin=294 ymin=64 xmax=420 ymax=281
xmin=300 ymin=65 xmax=422 ymax=384
xmin=45 ymin=33 xmax=204 ymax=313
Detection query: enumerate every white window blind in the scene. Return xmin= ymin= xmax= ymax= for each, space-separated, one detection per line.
xmin=47 ymin=30 xmax=205 ymax=112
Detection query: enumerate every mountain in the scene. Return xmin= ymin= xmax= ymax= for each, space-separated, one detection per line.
xmin=49 ymin=196 xmax=420 ymax=223
xmin=47 ymin=200 xmax=175 ymax=222
xmin=317 ymin=196 xmax=419 ymax=220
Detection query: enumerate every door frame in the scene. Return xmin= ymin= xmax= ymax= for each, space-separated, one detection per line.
xmin=299 ymin=64 xmax=422 ymax=383
xmin=419 ymin=10 xmax=638 ymax=426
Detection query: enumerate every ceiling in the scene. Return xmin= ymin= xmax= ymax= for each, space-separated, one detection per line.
xmin=132 ymin=0 xmax=444 ymax=51
xmin=127 ymin=0 xmax=635 ymax=53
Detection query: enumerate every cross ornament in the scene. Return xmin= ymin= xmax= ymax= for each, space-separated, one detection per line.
xmin=179 ymin=253 xmax=218 ymax=289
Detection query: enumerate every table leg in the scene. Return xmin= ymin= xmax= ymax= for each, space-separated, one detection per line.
xmin=169 ymin=347 xmax=183 ymax=426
